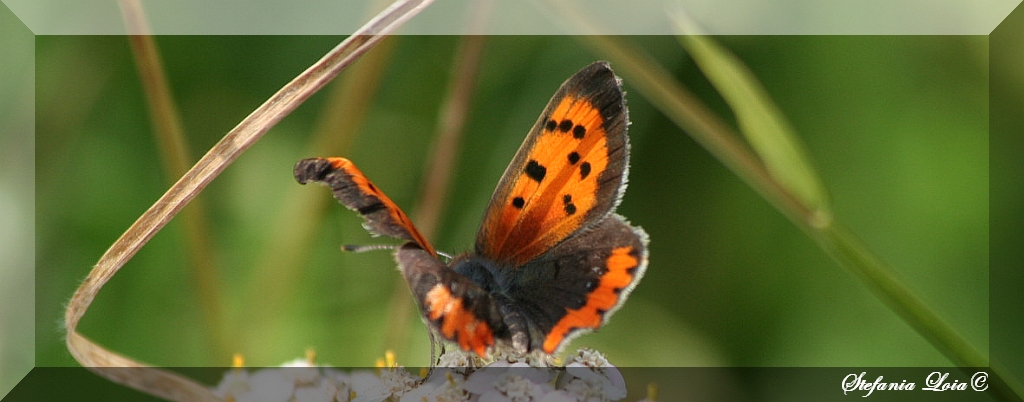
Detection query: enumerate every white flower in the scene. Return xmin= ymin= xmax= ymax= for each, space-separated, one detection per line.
xmin=381 ymin=367 xmax=420 ymax=396
xmin=243 ymin=368 xmax=298 ymax=402
xmin=536 ymin=390 xmax=577 ymax=402
xmin=410 ymin=369 xmax=473 ymax=402
xmin=211 ymin=348 xmax=641 ymax=402
xmin=464 ymin=362 xmax=554 ymax=395
xmin=476 ymin=372 xmax=555 ymax=402
xmin=434 ymin=382 xmax=474 ymax=402
xmin=349 ymin=370 xmax=389 ymax=402
xmin=212 ymin=368 xmax=251 ymax=401
xmin=397 ymin=380 xmax=441 ymax=402
xmin=294 ymin=380 xmax=337 ymax=402
xmin=322 ymin=369 xmax=353 ymax=401
xmin=436 ymin=349 xmax=477 ymax=368
xmin=559 ymin=349 xmax=627 ymax=401
xmin=279 ymin=364 xmax=323 ymax=386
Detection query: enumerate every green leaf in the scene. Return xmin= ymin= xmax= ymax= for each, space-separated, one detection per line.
xmin=676 ymin=23 xmax=831 ymax=218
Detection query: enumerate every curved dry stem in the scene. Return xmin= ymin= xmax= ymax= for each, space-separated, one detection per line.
xmin=64 ymin=0 xmax=435 ymax=400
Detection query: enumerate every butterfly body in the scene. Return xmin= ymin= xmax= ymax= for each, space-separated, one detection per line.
xmin=295 ymin=61 xmax=647 ymax=358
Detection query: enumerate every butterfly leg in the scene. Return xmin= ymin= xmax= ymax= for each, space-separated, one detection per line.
xmin=496 ymin=301 xmax=531 ymax=355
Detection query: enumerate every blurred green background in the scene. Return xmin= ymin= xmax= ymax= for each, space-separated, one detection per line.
xmin=34 ymin=34 xmax=995 ymax=383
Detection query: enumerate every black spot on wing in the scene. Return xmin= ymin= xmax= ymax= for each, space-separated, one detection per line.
xmin=572 ymin=124 xmax=586 ymax=139
xmin=579 ymin=162 xmax=592 ymax=180
xmin=558 ymin=119 xmax=574 ymax=133
xmin=524 ymin=160 xmax=547 ymax=183
xmin=512 ymin=197 xmax=525 ymax=209
xmin=545 ymin=119 xmax=558 ymax=132
xmin=562 ymin=194 xmax=577 ymax=215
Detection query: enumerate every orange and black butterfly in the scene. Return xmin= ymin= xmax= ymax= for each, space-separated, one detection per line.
xmin=294 ymin=61 xmax=648 ymax=358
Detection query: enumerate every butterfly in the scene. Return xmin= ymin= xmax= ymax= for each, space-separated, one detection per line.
xmin=294 ymin=61 xmax=648 ymax=358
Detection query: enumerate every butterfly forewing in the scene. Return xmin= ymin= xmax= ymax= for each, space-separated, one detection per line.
xmin=294 ymin=157 xmax=436 ymax=256
xmin=476 ymin=62 xmax=629 ymax=267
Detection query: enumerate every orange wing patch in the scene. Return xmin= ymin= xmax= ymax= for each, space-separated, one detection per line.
xmin=477 ymin=62 xmax=627 ymax=267
xmin=482 ymin=95 xmax=610 ymax=266
xmin=424 ymin=284 xmax=495 ymax=356
xmin=542 ymin=245 xmax=641 ymax=353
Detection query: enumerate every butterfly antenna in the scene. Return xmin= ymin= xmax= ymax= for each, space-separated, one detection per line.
xmin=341 ymin=244 xmax=398 ymax=253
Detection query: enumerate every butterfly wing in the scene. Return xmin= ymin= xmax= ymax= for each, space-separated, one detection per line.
xmin=396 ymin=243 xmax=508 ymax=357
xmin=294 ymin=157 xmax=436 ymax=255
xmin=476 ymin=61 xmax=629 ymax=267
xmin=297 ymin=158 xmax=505 ymax=354
xmin=503 ymin=214 xmax=648 ymax=354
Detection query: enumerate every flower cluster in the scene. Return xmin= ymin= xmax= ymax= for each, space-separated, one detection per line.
xmin=212 ymin=348 xmax=650 ymax=402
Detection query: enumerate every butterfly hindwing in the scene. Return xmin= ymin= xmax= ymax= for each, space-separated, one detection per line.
xmin=476 ymin=61 xmax=629 ymax=267
xmin=396 ymin=243 xmax=508 ymax=357
xmin=504 ymin=214 xmax=648 ymax=354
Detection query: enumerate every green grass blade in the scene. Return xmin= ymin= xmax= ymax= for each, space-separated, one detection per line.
xmin=676 ymin=28 xmax=831 ymax=218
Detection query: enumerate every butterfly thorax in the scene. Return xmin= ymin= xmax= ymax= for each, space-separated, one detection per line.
xmin=448 ymin=254 xmax=548 ymax=353
xmin=450 ymin=254 xmax=513 ymax=293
